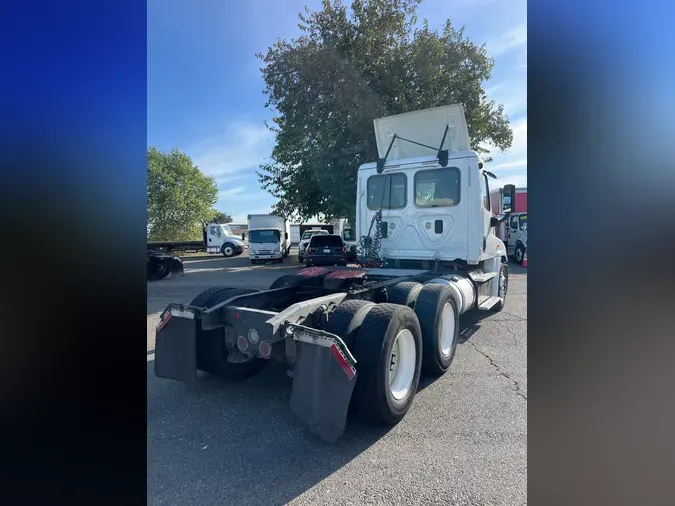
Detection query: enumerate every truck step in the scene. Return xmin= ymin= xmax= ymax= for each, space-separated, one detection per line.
xmin=469 ymin=271 xmax=497 ymax=284
xmin=477 ymin=296 xmax=501 ymax=311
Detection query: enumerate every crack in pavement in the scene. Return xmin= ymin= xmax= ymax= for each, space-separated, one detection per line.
xmin=468 ymin=340 xmax=527 ymax=401
xmin=499 ymin=311 xmax=527 ymax=321
xmin=498 ymin=320 xmax=521 ymax=345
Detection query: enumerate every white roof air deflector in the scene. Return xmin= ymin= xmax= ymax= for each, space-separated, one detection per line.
xmin=373 ymin=104 xmax=471 ymax=171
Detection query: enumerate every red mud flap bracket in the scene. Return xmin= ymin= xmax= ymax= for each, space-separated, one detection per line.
xmin=287 ymin=323 xmax=358 ymax=444
xmin=154 ymin=305 xmax=201 ymax=383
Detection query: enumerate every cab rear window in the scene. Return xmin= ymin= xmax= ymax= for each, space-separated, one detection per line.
xmin=367 ymin=173 xmax=407 ymax=210
xmin=414 ymin=167 xmax=460 ymax=207
xmin=310 ymin=235 xmax=343 ymax=246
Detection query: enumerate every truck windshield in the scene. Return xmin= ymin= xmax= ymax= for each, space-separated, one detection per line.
xmin=519 ymin=214 xmax=527 ymax=229
xmin=343 ymin=229 xmax=355 ymax=242
xmin=249 ymin=230 xmax=281 ymax=243
xmin=221 ymin=225 xmax=233 ymax=235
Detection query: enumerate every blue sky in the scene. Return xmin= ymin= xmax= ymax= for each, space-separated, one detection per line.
xmin=148 ymin=0 xmax=527 ymax=223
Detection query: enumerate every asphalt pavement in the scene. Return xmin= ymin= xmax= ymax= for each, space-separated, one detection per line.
xmin=147 ymin=250 xmax=527 ymax=506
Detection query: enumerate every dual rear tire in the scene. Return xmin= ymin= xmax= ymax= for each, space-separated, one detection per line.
xmin=387 ymin=281 xmax=460 ymax=375
xmin=325 ymin=300 xmax=423 ymax=425
xmin=323 ymin=281 xmax=461 ymax=426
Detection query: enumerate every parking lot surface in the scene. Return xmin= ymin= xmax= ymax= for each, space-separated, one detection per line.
xmin=147 ymin=249 xmax=527 ymax=506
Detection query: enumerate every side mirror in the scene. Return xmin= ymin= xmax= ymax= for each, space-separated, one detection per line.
xmin=502 ymin=184 xmax=515 ymax=214
xmin=285 ymin=232 xmax=289 ymax=240
xmin=521 ymin=222 xmax=527 ymax=231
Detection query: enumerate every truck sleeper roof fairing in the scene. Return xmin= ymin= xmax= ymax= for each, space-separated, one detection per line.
xmin=373 ymin=104 xmax=471 ymax=163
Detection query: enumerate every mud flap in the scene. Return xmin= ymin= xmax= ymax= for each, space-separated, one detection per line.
xmin=289 ymin=326 xmax=358 ymax=443
xmin=154 ymin=307 xmax=198 ymax=383
xmin=170 ymin=259 xmax=185 ymax=277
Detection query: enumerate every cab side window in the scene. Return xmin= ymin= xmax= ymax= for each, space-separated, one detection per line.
xmin=209 ymin=226 xmax=221 ymax=236
xmin=510 ymin=216 xmax=519 ymax=230
xmin=481 ymin=173 xmax=490 ymax=210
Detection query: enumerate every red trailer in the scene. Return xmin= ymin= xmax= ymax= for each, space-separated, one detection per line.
xmin=514 ymin=189 xmax=527 ymax=212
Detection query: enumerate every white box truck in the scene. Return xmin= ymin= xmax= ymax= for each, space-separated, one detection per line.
xmin=247 ymin=214 xmax=291 ymax=264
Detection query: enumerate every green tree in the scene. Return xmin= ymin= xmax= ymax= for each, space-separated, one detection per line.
xmin=257 ymin=0 xmax=513 ymax=223
xmin=210 ymin=210 xmax=233 ymax=224
xmin=147 ymin=147 xmax=219 ymax=241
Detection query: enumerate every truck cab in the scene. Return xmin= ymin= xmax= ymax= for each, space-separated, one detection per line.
xmin=204 ymin=223 xmax=246 ymax=257
xmin=247 ymin=214 xmax=291 ymax=264
xmin=506 ymin=212 xmax=527 ymax=264
xmin=355 ymin=104 xmax=509 ymax=269
xmin=248 ymin=228 xmax=285 ymax=263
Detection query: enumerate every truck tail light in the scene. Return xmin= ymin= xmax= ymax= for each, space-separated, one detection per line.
xmin=342 ymin=246 xmax=346 ymax=253
xmin=307 ymin=247 xmax=311 ymax=253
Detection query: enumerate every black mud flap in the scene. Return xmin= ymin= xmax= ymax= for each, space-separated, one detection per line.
xmin=170 ymin=259 xmax=185 ymax=277
xmin=289 ymin=325 xmax=358 ymax=444
xmin=154 ymin=307 xmax=199 ymax=383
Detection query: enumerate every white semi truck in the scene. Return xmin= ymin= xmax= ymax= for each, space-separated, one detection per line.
xmin=247 ymin=214 xmax=291 ymax=264
xmin=147 ymin=222 xmax=246 ymax=258
xmin=155 ymin=104 xmax=515 ymax=443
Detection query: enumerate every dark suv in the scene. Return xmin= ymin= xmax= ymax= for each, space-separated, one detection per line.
xmin=304 ymin=234 xmax=347 ymax=267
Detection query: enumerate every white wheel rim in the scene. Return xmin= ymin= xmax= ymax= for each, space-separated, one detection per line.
xmin=224 ymin=247 xmax=233 ymax=255
xmin=389 ymin=329 xmax=416 ymax=401
xmin=516 ymin=248 xmax=522 ymax=261
xmin=438 ymin=303 xmax=456 ymax=357
xmin=499 ymin=270 xmax=507 ymax=302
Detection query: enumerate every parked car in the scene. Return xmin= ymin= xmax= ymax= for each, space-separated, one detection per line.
xmin=342 ymin=226 xmax=358 ymax=260
xmin=304 ymin=234 xmax=347 ymax=267
xmin=147 ymin=250 xmax=184 ymax=280
xmin=297 ymin=229 xmax=329 ymax=262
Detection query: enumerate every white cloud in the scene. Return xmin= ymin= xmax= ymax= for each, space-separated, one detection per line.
xmin=507 ymin=116 xmax=527 ymax=155
xmin=218 ymin=185 xmax=247 ymax=198
xmin=216 ymin=173 xmax=249 ymax=186
xmin=488 ymin=24 xmax=527 ymax=57
xmin=490 ymin=158 xmax=527 ymax=171
xmin=486 ymin=68 xmax=527 ymax=119
xmin=485 ymin=116 xmax=527 ymax=157
xmin=228 ymin=204 xmax=275 ymax=223
xmin=486 ymin=116 xmax=527 ymax=187
xmin=189 ymin=121 xmax=274 ymax=179
xmin=484 ymin=82 xmax=505 ymax=97
xmin=493 ymin=172 xmax=527 ymax=188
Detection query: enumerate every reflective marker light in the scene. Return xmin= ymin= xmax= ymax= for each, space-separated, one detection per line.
xmin=259 ymin=342 xmax=271 ymax=358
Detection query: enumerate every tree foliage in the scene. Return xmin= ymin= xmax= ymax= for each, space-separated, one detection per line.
xmin=210 ymin=210 xmax=233 ymax=224
xmin=147 ymin=147 xmax=219 ymax=241
xmin=257 ymin=0 xmax=513 ymax=223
